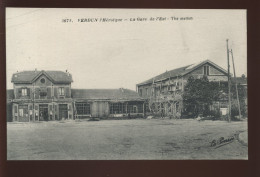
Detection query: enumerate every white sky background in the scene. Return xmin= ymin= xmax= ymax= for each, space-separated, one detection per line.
xmin=6 ymin=8 xmax=247 ymax=90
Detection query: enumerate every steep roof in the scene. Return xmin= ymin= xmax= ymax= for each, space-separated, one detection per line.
xmin=6 ymin=89 xmax=14 ymax=100
xmin=71 ymin=88 xmax=144 ymax=101
xmin=137 ymin=60 xmax=228 ymax=86
xmin=11 ymin=70 xmax=73 ymax=84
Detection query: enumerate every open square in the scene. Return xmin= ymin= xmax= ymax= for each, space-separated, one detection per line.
xmin=7 ymin=119 xmax=248 ymax=160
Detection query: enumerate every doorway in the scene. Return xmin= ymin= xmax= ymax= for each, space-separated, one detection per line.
xmin=59 ymin=104 xmax=68 ymax=120
xmin=39 ymin=104 xmax=49 ymax=121
xmin=18 ymin=104 xmax=29 ymax=122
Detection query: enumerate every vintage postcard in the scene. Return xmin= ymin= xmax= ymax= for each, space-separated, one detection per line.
xmin=6 ymin=8 xmax=247 ymax=160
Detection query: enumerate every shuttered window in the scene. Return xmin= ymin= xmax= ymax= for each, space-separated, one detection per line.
xmin=58 ymin=87 xmax=65 ymax=96
xmin=21 ymin=88 xmax=27 ymax=96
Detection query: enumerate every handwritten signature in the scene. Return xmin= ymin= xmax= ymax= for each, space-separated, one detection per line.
xmin=210 ymin=136 xmax=235 ymax=148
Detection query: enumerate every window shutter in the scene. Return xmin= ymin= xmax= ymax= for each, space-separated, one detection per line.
xmin=65 ymin=87 xmax=70 ymax=98
xmin=47 ymin=87 xmax=51 ymax=99
xmin=35 ymin=88 xmax=40 ymax=99
xmin=27 ymin=88 xmax=30 ymax=97
xmin=17 ymin=88 xmax=22 ymax=98
xmin=54 ymin=88 xmax=58 ymax=98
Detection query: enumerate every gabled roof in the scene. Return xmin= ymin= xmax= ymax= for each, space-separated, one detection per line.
xmin=11 ymin=70 xmax=73 ymax=84
xmin=71 ymin=88 xmax=144 ymax=101
xmin=137 ymin=60 xmax=228 ymax=86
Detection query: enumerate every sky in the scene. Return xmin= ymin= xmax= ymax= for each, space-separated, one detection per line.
xmin=6 ymin=8 xmax=247 ymax=90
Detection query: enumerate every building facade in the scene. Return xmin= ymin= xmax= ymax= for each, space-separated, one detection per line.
xmin=72 ymin=89 xmax=145 ymax=118
xmin=8 ymin=70 xmax=145 ymax=122
xmin=11 ymin=70 xmax=74 ymax=122
xmin=136 ymin=60 xmax=229 ymax=117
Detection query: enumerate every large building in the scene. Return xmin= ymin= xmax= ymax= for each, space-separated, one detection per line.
xmin=7 ymin=70 xmax=145 ymax=122
xmin=10 ymin=70 xmax=74 ymax=122
xmin=136 ymin=60 xmax=229 ymax=117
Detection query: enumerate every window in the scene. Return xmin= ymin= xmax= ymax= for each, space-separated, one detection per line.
xmin=133 ymin=106 xmax=137 ymax=113
xmin=146 ymin=88 xmax=148 ymax=96
xmin=137 ymin=104 xmax=143 ymax=113
xmin=110 ymin=103 xmax=126 ymax=114
xmin=151 ymin=88 xmax=155 ymax=96
xmin=19 ymin=109 xmax=23 ymax=116
xmin=21 ymin=88 xmax=27 ymax=96
xmin=40 ymin=78 xmax=45 ymax=83
xmin=127 ymin=103 xmax=143 ymax=113
xmin=39 ymin=88 xmax=47 ymax=98
xmin=58 ymin=87 xmax=65 ymax=96
xmin=139 ymin=89 xmax=142 ymax=96
xmin=40 ymin=90 xmax=47 ymax=98
xmin=76 ymin=103 xmax=91 ymax=115
xmin=204 ymin=65 xmax=210 ymax=75
xmin=14 ymin=105 xmax=18 ymax=113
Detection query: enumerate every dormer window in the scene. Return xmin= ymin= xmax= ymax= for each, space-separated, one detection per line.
xmin=40 ymin=78 xmax=45 ymax=83
xmin=58 ymin=87 xmax=65 ymax=96
xmin=21 ymin=88 xmax=28 ymax=96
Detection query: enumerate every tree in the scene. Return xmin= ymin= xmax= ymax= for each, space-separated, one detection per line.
xmin=183 ymin=76 xmax=226 ymax=118
xmin=230 ymin=83 xmax=247 ymax=118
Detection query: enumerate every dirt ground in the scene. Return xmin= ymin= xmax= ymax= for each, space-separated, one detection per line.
xmin=7 ymin=119 xmax=248 ymax=160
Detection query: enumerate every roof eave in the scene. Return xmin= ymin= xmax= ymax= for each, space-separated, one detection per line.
xmin=137 ymin=74 xmax=183 ymax=87
xmin=182 ymin=60 xmax=228 ymax=77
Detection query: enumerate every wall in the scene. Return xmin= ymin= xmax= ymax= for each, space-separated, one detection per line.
xmin=14 ymin=80 xmax=71 ymax=100
xmin=12 ymin=73 xmax=73 ymax=122
xmin=138 ymin=84 xmax=152 ymax=98
xmin=183 ymin=64 xmax=228 ymax=83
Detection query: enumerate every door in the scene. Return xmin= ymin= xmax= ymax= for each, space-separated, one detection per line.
xmin=92 ymin=102 xmax=108 ymax=117
xmin=39 ymin=104 xmax=49 ymax=121
xmin=59 ymin=104 xmax=68 ymax=120
xmin=18 ymin=104 xmax=29 ymax=122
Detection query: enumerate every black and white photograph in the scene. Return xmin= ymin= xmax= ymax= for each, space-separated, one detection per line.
xmin=6 ymin=8 xmax=247 ymax=160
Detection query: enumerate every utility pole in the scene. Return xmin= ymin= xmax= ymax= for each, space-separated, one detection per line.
xmin=227 ymin=39 xmax=231 ymax=122
xmin=230 ymin=49 xmax=241 ymax=119
xmin=33 ymin=84 xmax=35 ymax=121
